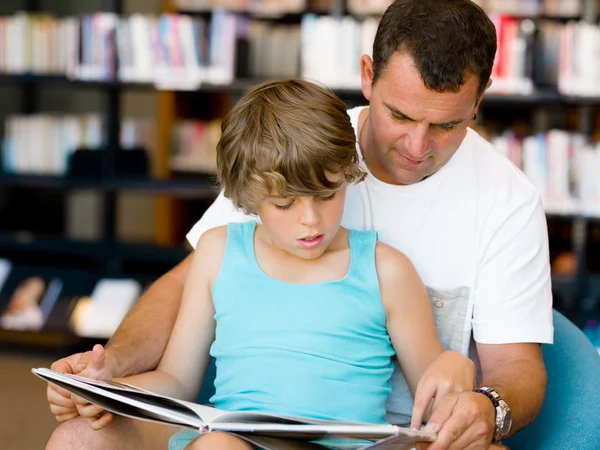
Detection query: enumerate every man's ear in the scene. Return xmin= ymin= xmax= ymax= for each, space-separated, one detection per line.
xmin=360 ymin=55 xmax=375 ymax=101
xmin=474 ymin=78 xmax=493 ymax=111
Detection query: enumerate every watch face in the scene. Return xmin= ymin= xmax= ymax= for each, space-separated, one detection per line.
xmin=501 ymin=408 xmax=513 ymax=436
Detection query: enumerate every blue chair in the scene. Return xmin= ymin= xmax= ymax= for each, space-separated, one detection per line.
xmin=505 ymin=309 xmax=600 ymax=450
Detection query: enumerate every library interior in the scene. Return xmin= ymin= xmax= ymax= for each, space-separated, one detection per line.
xmin=0 ymin=0 xmax=599 ymax=449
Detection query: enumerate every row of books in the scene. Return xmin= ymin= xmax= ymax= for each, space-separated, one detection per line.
xmin=174 ymin=0 xmax=310 ymax=14
xmin=492 ymin=129 xmax=600 ymax=217
xmin=3 ymin=11 xmax=600 ymax=95
xmin=472 ymin=0 xmax=581 ymax=17
xmin=173 ymin=0 xmax=582 ymax=17
xmin=0 ymin=259 xmax=142 ymax=338
xmin=1 ymin=114 xmax=155 ymax=176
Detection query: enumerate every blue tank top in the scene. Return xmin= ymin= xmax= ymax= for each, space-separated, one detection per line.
xmin=209 ymin=221 xmax=395 ymax=424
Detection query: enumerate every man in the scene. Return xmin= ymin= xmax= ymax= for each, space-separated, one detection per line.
xmin=46 ymin=1 xmax=552 ymax=449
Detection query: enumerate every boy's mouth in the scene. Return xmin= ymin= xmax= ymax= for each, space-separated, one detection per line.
xmin=298 ymin=234 xmax=324 ymax=249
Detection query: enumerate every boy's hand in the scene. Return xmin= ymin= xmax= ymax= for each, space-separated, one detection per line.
xmin=411 ymin=351 xmax=475 ymax=430
xmin=71 ymin=344 xmax=114 ymax=430
xmin=46 ymin=350 xmax=94 ymax=422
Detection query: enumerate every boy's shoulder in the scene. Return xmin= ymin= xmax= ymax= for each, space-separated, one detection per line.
xmin=194 ymin=224 xmax=228 ymax=250
xmin=374 ymin=241 xmax=415 ymax=281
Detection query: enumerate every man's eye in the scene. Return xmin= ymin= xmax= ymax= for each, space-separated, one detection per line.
xmin=438 ymin=124 xmax=456 ymax=132
xmin=319 ymin=193 xmax=337 ymax=202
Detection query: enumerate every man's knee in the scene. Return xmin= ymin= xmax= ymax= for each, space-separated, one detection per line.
xmin=46 ymin=416 xmax=176 ymax=450
xmin=187 ymin=432 xmax=253 ymax=450
xmin=46 ymin=417 xmax=94 ymax=450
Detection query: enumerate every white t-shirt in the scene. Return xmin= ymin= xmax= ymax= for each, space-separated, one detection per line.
xmin=186 ymin=106 xmax=554 ymax=424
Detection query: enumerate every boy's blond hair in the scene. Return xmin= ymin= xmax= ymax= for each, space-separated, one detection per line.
xmin=216 ymin=79 xmax=365 ymax=214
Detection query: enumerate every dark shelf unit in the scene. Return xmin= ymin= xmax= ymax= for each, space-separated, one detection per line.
xmin=0 ymin=174 xmax=218 ymax=198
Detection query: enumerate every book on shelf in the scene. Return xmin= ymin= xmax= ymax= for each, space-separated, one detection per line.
xmin=0 ymin=274 xmax=63 ymax=332
xmin=69 ymin=279 xmax=142 ymax=339
xmin=0 ymin=259 xmax=11 ymax=294
xmin=32 ymin=367 xmax=436 ymax=450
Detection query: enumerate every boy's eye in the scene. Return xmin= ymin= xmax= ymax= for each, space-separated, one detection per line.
xmin=319 ymin=192 xmax=336 ymax=202
xmin=274 ymin=202 xmax=294 ymax=210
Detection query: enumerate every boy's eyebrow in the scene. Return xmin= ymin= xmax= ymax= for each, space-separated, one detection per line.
xmin=384 ymin=102 xmax=466 ymax=127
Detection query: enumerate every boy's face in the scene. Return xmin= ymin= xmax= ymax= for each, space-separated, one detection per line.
xmin=256 ymin=173 xmax=347 ymax=260
xmin=360 ymin=51 xmax=490 ymax=185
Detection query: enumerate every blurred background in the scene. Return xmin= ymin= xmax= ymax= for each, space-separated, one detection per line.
xmin=1 ymin=0 xmax=600 ymax=448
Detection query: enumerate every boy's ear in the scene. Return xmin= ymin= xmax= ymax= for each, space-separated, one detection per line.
xmin=361 ymin=55 xmax=375 ymax=101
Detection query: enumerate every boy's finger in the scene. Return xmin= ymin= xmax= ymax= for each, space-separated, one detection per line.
xmin=50 ymin=404 xmax=77 ymax=416
xmin=411 ymin=380 xmax=435 ymax=429
xmin=71 ymin=393 xmax=88 ymax=405
xmin=47 ymin=385 xmax=74 ymax=407
xmin=76 ymin=403 xmax=105 ymax=419
xmin=89 ymin=412 xmax=113 ymax=431
xmin=47 ymin=382 xmax=73 ymax=401
xmin=56 ymin=412 xmax=80 ymax=423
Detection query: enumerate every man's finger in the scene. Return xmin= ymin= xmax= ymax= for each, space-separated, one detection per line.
xmin=50 ymin=353 xmax=82 ymax=374
xmin=412 ymin=380 xmax=436 ymax=429
xmin=428 ymin=412 xmax=471 ymax=450
xmin=72 ymin=351 xmax=94 ymax=374
xmin=87 ymin=344 xmax=106 ymax=374
xmin=422 ymin=394 xmax=459 ymax=434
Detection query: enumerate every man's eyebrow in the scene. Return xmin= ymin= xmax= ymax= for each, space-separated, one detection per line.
xmin=384 ymin=102 xmax=466 ymax=127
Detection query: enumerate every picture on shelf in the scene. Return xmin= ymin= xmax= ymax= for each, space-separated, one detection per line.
xmin=0 ymin=275 xmax=62 ymax=331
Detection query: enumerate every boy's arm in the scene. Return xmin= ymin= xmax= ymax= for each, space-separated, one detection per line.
xmin=104 ymin=254 xmax=192 ymax=377
xmin=376 ymin=242 xmax=444 ymax=394
xmin=119 ymin=226 xmax=227 ymax=401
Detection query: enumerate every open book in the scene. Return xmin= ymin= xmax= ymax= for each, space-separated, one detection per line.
xmin=33 ymin=368 xmax=436 ymax=450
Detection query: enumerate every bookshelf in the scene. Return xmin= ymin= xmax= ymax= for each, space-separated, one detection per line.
xmin=0 ymin=0 xmax=599 ymax=353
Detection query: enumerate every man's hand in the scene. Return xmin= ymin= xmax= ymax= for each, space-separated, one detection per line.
xmin=411 ymin=351 xmax=476 ymax=429
xmin=416 ymin=391 xmax=496 ymax=450
xmin=46 ymin=350 xmax=94 ymax=422
xmin=71 ymin=344 xmax=115 ymax=430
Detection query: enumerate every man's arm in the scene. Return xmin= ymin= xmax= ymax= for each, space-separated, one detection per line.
xmin=476 ymin=342 xmax=547 ymax=436
xmin=104 ymin=253 xmax=192 ymax=378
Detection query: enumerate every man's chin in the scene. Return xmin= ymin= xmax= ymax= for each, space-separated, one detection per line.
xmin=389 ymin=169 xmax=428 ymax=186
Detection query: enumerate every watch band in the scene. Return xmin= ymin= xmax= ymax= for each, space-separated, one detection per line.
xmin=474 ymin=387 xmax=500 ymax=408
xmin=473 ymin=387 xmax=512 ymax=442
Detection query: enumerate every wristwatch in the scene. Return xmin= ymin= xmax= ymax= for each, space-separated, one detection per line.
xmin=473 ymin=387 xmax=512 ymax=442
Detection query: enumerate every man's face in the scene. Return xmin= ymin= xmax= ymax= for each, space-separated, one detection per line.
xmin=361 ymin=51 xmax=487 ymax=185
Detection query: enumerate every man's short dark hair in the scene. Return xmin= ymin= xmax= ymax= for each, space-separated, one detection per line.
xmin=372 ymin=0 xmax=497 ymax=97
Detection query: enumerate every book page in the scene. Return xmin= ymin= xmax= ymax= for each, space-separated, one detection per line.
xmin=32 ymin=368 xmax=201 ymax=430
